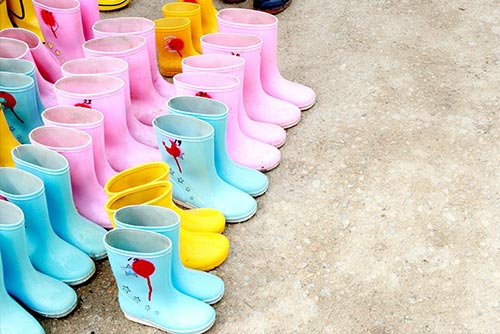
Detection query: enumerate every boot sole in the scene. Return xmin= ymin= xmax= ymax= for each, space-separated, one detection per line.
xmin=123 ymin=311 xmax=216 ymax=334
xmin=63 ymin=265 xmax=96 ymax=286
xmin=173 ymin=199 xmax=258 ymax=223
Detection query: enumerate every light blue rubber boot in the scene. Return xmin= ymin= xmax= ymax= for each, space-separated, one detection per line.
xmin=0 ymin=200 xmax=77 ymax=318
xmin=167 ymin=95 xmax=268 ymax=197
xmin=0 ymin=167 xmax=96 ymax=285
xmin=0 ymin=233 xmax=45 ymax=334
xmin=0 ymin=58 xmax=45 ymax=114
xmin=153 ymin=114 xmax=257 ymax=223
xmin=0 ymin=72 xmax=43 ymax=143
xmin=12 ymin=144 xmax=107 ymax=260
xmin=104 ymin=228 xmax=216 ymax=334
xmin=114 ymin=204 xmax=224 ymax=304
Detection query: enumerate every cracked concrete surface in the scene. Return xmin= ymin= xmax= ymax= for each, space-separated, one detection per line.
xmin=39 ymin=0 xmax=499 ymax=333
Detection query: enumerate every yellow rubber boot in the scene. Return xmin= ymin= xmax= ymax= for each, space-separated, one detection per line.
xmin=0 ymin=106 xmax=20 ymax=167
xmin=154 ymin=17 xmax=199 ymax=77
xmin=162 ymin=2 xmax=203 ymax=53
xmin=6 ymin=0 xmax=44 ymax=41
xmin=178 ymin=0 xmax=218 ymax=34
xmin=1 ymin=0 xmax=14 ymax=29
xmin=104 ymin=181 xmax=230 ymax=271
xmin=104 ymin=162 xmax=226 ymax=233
xmin=97 ymin=0 xmax=130 ymax=12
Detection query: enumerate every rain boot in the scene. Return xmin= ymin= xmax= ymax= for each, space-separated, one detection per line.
xmin=104 ymin=161 xmax=226 ymax=234
xmin=0 ymin=36 xmax=58 ymax=108
xmin=201 ymin=32 xmax=301 ymax=128
xmin=104 ymin=228 xmax=216 ymax=333
xmin=76 ymin=0 xmax=100 ymax=40
xmin=154 ymin=17 xmax=199 ymax=77
xmin=29 ymin=125 xmax=112 ymax=229
xmin=12 ymin=144 xmax=107 ymax=260
xmin=0 ymin=105 xmax=20 ymax=167
xmin=1 ymin=0 xmax=14 ymax=29
xmin=41 ymin=105 xmax=117 ymax=187
xmin=162 ymin=2 xmax=203 ymax=53
xmin=114 ymin=205 xmax=224 ymax=304
xmin=0 ymin=200 xmax=77 ymax=318
xmin=31 ymin=0 xmax=85 ymax=63
xmin=6 ymin=0 xmax=44 ymax=39
xmin=0 ymin=167 xmax=96 ymax=285
xmin=216 ymin=8 xmax=316 ymax=110
xmin=0 ymin=71 xmax=43 ymax=144
xmin=0 ymin=27 xmax=62 ymax=83
xmin=104 ymin=181 xmax=230 ymax=271
xmin=182 ymin=53 xmax=286 ymax=147
xmin=253 ymin=0 xmax=291 ymax=14
xmin=178 ymin=0 xmax=218 ymax=35
xmin=92 ymin=16 xmax=176 ymax=99
xmin=173 ymin=72 xmax=281 ymax=172
xmin=0 ymin=242 xmax=45 ymax=334
xmin=53 ymin=75 xmax=162 ymax=171
xmin=168 ymin=95 xmax=268 ymax=197
xmin=60 ymin=56 xmax=158 ymax=148
xmin=82 ymin=35 xmax=168 ymax=127
xmin=153 ymin=114 xmax=258 ymax=222
xmin=97 ymin=0 xmax=130 ymax=12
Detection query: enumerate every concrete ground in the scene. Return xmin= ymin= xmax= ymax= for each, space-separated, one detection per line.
xmin=40 ymin=0 xmax=499 ymax=333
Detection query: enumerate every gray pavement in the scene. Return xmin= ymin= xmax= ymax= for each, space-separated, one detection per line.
xmin=40 ymin=0 xmax=500 ymax=333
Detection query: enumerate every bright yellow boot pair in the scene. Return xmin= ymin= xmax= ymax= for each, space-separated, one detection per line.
xmin=104 ymin=162 xmax=229 ymax=271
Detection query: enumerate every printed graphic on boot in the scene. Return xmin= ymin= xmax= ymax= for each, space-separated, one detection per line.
xmin=40 ymin=10 xmax=59 ymax=38
xmin=0 ymin=92 xmax=23 ymax=123
xmin=162 ymin=139 xmax=184 ymax=173
xmin=230 ymin=52 xmax=241 ymax=57
xmin=163 ymin=36 xmax=184 ymax=57
xmin=74 ymin=99 xmax=92 ymax=108
xmin=128 ymin=258 xmax=156 ymax=301
xmin=195 ymin=91 xmax=212 ymax=99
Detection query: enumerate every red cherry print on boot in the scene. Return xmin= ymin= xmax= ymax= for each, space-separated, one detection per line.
xmin=162 ymin=139 xmax=183 ymax=173
xmin=74 ymin=99 xmax=92 ymax=108
xmin=195 ymin=91 xmax=212 ymax=99
xmin=40 ymin=10 xmax=59 ymax=38
xmin=0 ymin=92 xmax=23 ymax=123
xmin=129 ymin=258 xmax=156 ymax=301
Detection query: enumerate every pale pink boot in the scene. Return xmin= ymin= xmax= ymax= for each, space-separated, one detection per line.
xmin=82 ymin=35 xmax=168 ymax=126
xmin=60 ymin=56 xmax=158 ymax=148
xmin=41 ymin=105 xmax=117 ymax=186
xmin=77 ymin=0 xmax=100 ymax=40
xmin=29 ymin=126 xmax=112 ymax=229
xmin=216 ymin=8 xmax=316 ymax=110
xmin=182 ymin=54 xmax=286 ymax=148
xmin=173 ymin=72 xmax=281 ymax=172
xmin=0 ymin=27 xmax=62 ymax=83
xmin=201 ymin=32 xmax=300 ymax=128
xmin=31 ymin=0 xmax=85 ymax=64
xmin=53 ymin=75 xmax=162 ymax=171
xmin=92 ymin=17 xmax=176 ymax=99
xmin=0 ymin=36 xmax=57 ymax=108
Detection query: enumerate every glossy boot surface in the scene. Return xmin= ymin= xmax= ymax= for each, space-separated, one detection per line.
xmin=1 ymin=0 xmax=14 ymax=30
xmin=178 ymin=0 xmax=218 ymax=35
xmin=153 ymin=113 xmax=258 ymax=222
xmin=0 ymin=105 xmax=20 ymax=167
xmin=29 ymin=125 xmax=112 ymax=229
xmin=0 ymin=200 xmax=77 ymax=318
xmin=104 ymin=228 xmax=216 ymax=333
xmin=162 ymin=2 xmax=203 ymax=53
xmin=104 ymin=181 xmax=230 ymax=270
xmin=104 ymin=161 xmax=226 ymax=234
xmin=168 ymin=95 xmax=269 ymax=197
xmin=12 ymin=144 xmax=107 ymax=260
xmin=6 ymin=0 xmax=44 ymax=39
xmin=0 ymin=167 xmax=96 ymax=285
xmin=41 ymin=105 xmax=117 ymax=187
xmin=77 ymin=0 xmax=100 ymax=40
xmin=114 ymin=205 xmax=225 ymax=304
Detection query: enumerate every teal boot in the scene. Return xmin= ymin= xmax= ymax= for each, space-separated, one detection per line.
xmin=0 ymin=200 xmax=77 ymax=318
xmin=114 ymin=204 xmax=224 ymax=304
xmin=167 ymin=95 xmax=268 ymax=197
xmin=12 ymin=144 xmax=107 ymax=260
xmin=104 ymin=228 xmax=216 ymax=333
xmin=0 ymin=167 xmax=96 ymax=285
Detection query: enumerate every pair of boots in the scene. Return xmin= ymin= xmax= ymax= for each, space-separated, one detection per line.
xmin=105 ymin=206 xmax=222 ymax=333
xmin=103 ymin=161 xmax=230 ymax=271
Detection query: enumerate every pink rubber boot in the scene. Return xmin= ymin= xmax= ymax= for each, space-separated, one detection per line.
xmin=216 ymin=8 xmax=316 ymax=110
xmin=201 ymin=32 xmax=300 ymax=129
xmin=60 ymin=56 xmax=158 ymax=148
xmin=41 ymin=106 xmax=117 ymax=186
xmin=31 ymin=0 xmax=85 ymax=64
xmin=0 ymin=36 xmax=57 ymax=108
xmin=53 ymin=75 xmax=162 ymax=171
xmin=29 ymin=126 xmax=112 ymax=229
xmin=182 ymin=54 xmax=286 ymax=148
xmin=0 ymin=27 xmax=62 ymax=83
xmin=77 ymin=0 xmax=100 ymax=40
xmin=92 ymin=17 xmax=176 ymax=99
xmin=173 ymin=72 xmax=281 ymax=172
xmin=82 ymin=35 xmax=168 ymax=126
